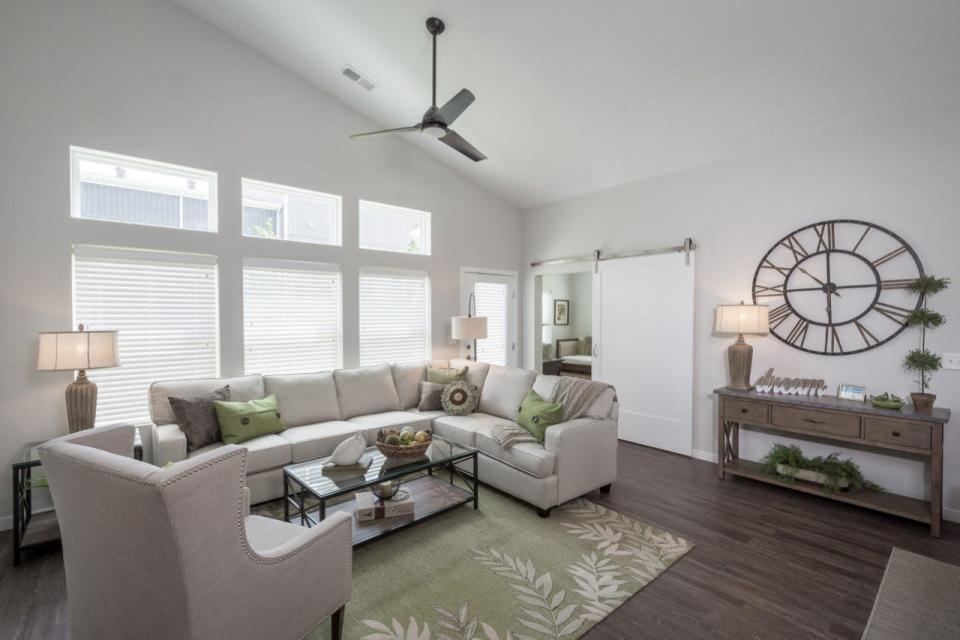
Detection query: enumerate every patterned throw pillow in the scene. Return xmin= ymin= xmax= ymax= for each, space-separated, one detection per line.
xmin=441 ymin=380 xmax=479 ymax=416
xmin=168 ymin=385 xmax=230 ymax=452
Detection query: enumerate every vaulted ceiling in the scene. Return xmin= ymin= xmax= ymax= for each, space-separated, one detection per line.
xmin=174 ymin=0 xmax=960 ymax=208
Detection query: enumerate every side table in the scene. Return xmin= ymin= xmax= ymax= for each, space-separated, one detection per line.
xmin=12 ymin=431 xmax=143 ymax=566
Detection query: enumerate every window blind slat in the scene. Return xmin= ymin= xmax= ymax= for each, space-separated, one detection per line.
xmin=73 ymin=248 xmax=219 ymax=426
xmin=243 ymin=264 xmax=342 ymax=375
xmin=359 ymin=271 xmax=430 ymax=366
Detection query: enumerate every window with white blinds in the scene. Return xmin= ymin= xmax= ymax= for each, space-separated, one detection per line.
xmin=474 ymin=281 xmax=509 ymax=366
xmin=358 ymin=199 xmax=431 ymax=255
xmin=359 ymin=269 xmax=431 ymax=366
xmin=72 ymin=246 xmax=219 ymax=426
xmin=243 ymin=260 xmax=342 ymax=375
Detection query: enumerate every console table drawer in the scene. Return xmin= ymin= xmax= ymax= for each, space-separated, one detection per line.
xmin=863 ymin=418 xmax=931 ymax=451
xmin=771 ymin=406 xmax=860 ymax=438
xmin=723 ymin=399 xmax=768 ymax=424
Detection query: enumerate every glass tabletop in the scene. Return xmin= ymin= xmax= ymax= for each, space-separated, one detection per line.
xmin=284 ymin=434 xmax=475 ymax=500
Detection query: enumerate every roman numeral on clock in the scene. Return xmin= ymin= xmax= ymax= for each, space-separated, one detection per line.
xmin=874 ymin=302 xmax=911 ymax=324
xmin=760 ymin=259 xmax=791 ymax=277
xmin=854 ymin=321 xmax=880 ymax=347
xmin=879 ymin=278 xmax=915 ymax=290
xmin=825 ymin=326 xmax=843 ymax=354
xmin=872 ymin=246 xmax=908 ymax=267
xmin=778 ymin=235 xmax=809 ymax=263
xmin=786 ymin=319 xmax=809 ymax=347
xmin=754 ymin=284 xmax=785 ymax=298
xmin=814 ymin=222 xmax=836 ymax=251
xmin=769 ymin=303 xmax=792 ymax=328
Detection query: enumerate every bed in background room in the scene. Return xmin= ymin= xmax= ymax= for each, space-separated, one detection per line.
xmin=556 ymin=338 xmax=592 ymax=378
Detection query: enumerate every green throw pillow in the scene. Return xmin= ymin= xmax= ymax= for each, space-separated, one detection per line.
xmin=517 ymin=390 xmax=563 ymax=443
xmin=427 ymin=365 xmax=468 ymax=384
xmin=214 ymin=394 xmax=284 ymax=445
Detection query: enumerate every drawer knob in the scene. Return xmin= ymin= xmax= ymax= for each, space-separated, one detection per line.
xmin=892 ymin=430 xmax=901 ymax=437
xmin=741 ymin=408 xmax=748 ymax=414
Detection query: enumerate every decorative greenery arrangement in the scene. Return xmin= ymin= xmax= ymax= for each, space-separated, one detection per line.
xmin=904 ymin=276 xmax=950 ymax=395
xmin=761 ymin=444 xmax=880 ymax=493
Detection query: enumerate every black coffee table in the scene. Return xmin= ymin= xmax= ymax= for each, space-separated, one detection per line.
xmin=282 ymin=435 xmax=478 ymax=546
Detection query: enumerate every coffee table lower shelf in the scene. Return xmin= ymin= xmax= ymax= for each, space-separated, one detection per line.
xmin=287 ymin=475 xmax=476 ymax=546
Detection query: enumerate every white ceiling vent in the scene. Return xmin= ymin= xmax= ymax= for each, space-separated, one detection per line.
xmin=340 ymin=65 xmax=376 ymax=91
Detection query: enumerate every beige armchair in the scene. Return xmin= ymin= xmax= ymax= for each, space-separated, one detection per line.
xmin=39 ymin=424 xmax=352 ymax=640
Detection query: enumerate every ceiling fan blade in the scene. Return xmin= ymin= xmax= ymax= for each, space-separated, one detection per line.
xmin=434 ymin=89 xmax=475 ymax=126
xmin=439 ymin=129 xmax=486 ymax=162
xmin=350 ymin=125 xmax=420 ymax=139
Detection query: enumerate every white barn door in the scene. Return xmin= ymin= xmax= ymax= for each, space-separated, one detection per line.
xmin=594 ymin=251 xmax=694 ymax=455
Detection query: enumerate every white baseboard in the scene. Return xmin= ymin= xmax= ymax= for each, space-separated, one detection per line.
xmin=944 ymin=507 xmax=960 ymax=524
xmin=0 ymin=514 xmax=11 ymax=532
xmin=691 ymin=448 xmax=718 ymax=464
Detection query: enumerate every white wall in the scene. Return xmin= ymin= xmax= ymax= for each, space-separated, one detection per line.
xmin=522 ymin=108 xmax=960 ymax=520
xmin=0 ymin=0 xmax=521 ymax=526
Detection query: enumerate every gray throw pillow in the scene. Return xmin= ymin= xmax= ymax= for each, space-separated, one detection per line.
xmin=418 ymin=381 xmax=446 ymax=411
xmin=169 ymin=385 xmax=230 ymax=452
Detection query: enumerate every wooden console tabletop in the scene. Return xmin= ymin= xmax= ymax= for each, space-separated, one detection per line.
xmin=715 ymin=387 xmax=951 ymax=536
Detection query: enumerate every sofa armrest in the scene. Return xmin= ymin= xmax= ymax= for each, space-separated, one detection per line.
xmin=545 ymin=418 xmax=618 ymax=503
xmin=152 ymin=423 xmax=187 ymax=466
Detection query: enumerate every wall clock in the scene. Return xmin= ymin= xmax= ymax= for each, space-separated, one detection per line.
xmin=752 ymin=220 xmax=924 ymax=355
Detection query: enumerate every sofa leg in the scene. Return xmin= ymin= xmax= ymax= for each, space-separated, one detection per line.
xmin=600 ymin=484 xmax=612 ymax=494
xmin=332 ymin=605 xmax=345 ymax=640
xmin=537 ymin=507 xmax=552 ymax=518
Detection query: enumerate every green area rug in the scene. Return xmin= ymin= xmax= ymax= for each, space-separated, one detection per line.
xmin=287 ymin=490 xmax=693 ymax=640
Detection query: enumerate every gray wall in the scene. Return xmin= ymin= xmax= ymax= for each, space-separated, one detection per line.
xmin=522 ymin=109 xmax=960 ymax=520
xmin=0 ymin=0 xmax=521 ymax=527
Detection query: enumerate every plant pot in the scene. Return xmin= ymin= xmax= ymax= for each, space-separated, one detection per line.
xmin=775 ymin=463 xmax=850 ymax=490
xmin=910 ymin=393 xmax=936 ymax=415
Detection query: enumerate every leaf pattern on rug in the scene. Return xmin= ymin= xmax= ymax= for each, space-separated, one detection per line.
xmin=473 ymin=548 xmax=585 ymax=639
xmin=433 ymin=602 xmax=480 ymax=640
xmin=566 ymin=553 xmax=631 ymax=621
xmin=361 ymin=617 xmax=431 ymax=640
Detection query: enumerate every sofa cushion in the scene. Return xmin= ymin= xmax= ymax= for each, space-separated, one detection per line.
xmin=392 ymin=363 xmax=426 ymax=410
xmin=478 ymin=365 xmax=537 ymax=421
xmin=334 ymin=364 xmax=401 ymax=419
xmin=150 ymin=374 xmax=264 ymax=425
xmin=278 ymin=421 xmax=367 ymax=463
xmin=451 ymin=359 xmax=490 ymax=393
xmin=426 ymin=365 xmax=468 ymax=384
xmin=432 ymin=412 xmax=511 ymax=448
xmin=188 ymin=434 xmax=291 ymax=474
xmin=475 ymin=431 xmax=556 ymax=478
xmin=409 ymin=409 xmax=445 ymax=420
xmin=347 ymin=411 xmax=431 ymax=439
xmin=264 ymin=372 xmax=340 ymax=427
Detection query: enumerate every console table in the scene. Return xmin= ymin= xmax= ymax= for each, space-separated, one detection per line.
xmin=715 ymin=387 xmax=951 ymax=536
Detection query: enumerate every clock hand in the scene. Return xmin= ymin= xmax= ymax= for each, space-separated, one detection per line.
xmin=797 ymin=267 xmax=841 ymax=297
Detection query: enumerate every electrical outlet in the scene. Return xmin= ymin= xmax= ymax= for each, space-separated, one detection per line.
xmin=943 ymin=352 xmax=960 ymax=371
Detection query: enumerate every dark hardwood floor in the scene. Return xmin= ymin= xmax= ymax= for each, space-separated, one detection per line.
xmin=2 ymin=441 xmax=958 ymax=639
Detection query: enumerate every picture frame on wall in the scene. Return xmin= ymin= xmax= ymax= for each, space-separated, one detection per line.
xmin=554 ymin=299 xmax=570 ymax=325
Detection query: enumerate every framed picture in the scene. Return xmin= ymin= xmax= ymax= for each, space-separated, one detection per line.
xmin=553 ymin=299 xmax=570 ymax=325
xmin=837 ymin=383 xmax=866 ymax=402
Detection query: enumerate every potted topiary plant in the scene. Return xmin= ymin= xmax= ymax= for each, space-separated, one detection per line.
xmin=904 ymin=276 xmax=950 ymax=414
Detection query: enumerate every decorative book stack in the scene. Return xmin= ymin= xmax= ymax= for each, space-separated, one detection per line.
xmin=355 ymin=491 xmax=415 ymax=522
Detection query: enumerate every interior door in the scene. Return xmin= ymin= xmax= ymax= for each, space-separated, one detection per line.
xmin=594 ymin=251 xmax=695 ymax=455
xmin=461 ymin=271 xmax=517 ymax=366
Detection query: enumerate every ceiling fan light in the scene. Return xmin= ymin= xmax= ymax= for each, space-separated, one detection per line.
xmin=422 ymin=124 xmax=446 ymax=139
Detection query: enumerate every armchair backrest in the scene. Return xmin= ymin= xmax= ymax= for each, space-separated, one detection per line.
xmin=39 ymin=424 xmax=251 ymax=640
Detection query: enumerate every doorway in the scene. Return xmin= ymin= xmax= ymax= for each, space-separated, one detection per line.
xmin=540 ymin=272 xmax=594 ymax=378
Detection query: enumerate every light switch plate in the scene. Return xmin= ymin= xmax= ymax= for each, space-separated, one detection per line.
xmin=943 ymin=352 xmax=960 ymax=371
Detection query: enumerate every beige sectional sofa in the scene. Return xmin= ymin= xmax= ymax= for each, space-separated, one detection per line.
xmin=150 ymin=359 xmax=618 ymax=515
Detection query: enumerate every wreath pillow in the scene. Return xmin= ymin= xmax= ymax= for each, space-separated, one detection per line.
xmin=441 ymin=380 xmax=479 ymax=416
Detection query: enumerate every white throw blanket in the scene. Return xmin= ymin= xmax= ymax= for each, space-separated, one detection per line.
xmin=550 ymin=377 xmax=614 ymax=421
xmin=492 ymin=423 xmax=537 ymax=449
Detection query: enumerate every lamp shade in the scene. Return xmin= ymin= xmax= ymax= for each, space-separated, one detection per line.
xmin=451 ymin=315 xmax=488 ymax=341
xmin=714 ymin=304 xmax=769 ymax=336
xmin=38 ymin=329 xmax=119 ymax=371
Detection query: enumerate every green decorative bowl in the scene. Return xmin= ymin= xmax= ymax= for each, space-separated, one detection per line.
xmin=871 ymin=397 xmax=905 ymax=410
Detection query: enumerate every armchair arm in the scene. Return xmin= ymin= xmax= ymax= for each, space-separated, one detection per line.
xmin=242 ymin=486 xmax=251 ymax=516
xmin=545 ymin=418 xmax=618 ymax=503
xmin=152 ymin=423 xmax=187 ymax=466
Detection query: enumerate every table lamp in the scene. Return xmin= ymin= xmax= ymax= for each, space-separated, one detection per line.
xmin=451 ymin=293 xmax=487 ymax=361
xmin=37 ymin=324 xmax=119 ymax=432
xmin=714 ymin=302 xmax=769 ymax=390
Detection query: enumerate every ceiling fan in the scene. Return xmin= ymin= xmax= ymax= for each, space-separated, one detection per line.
xmin=350 ymin=17 xmax=486 ymax=162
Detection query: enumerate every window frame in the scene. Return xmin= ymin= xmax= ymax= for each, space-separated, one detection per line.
xmin=242 ymin=258 xmax=344 ymax=375
xmin=70 ymin=146 xmax=218 ymax=232
xmin=358 ymin=198 xmax=432 ymax=256
xmin=241 ymin=178 xmax=342 ymax=247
